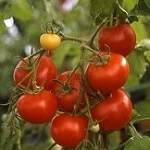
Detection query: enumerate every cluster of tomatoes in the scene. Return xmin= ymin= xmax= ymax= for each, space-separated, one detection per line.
xmin=13 ymin=22 xmax=136 ymax=149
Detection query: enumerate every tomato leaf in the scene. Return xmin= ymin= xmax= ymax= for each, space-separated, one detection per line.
xmin=127 ymin=50 xmax=147 ymax=79
xmin=11 ymin=0 xmax=35 ymax=21
xmin=114 ymin=2 xmax=128 ymax=21
xmin=126 ymin=50 xmax=148 ymax=90
xmin=144 ymin=0 xmax=150 ymax=9
xmin=128 ymin=15 xmax=139 ymax=23
xmin=90 ymin=0 xmax=116 ymax=23
xmin=107 ymin=131 xmax=121 ymax=149
xmin=124 ymin=136 xmax=150 ymax=150
xmin=131 ymin=0 xmax=150 ymax=16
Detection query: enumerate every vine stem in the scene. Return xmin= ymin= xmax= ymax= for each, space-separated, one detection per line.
xmin=16 ymin=130 xmax=22 ymax=150
xmin=131 ymin=117 xmax=150 ymax=124
xmin=60 ymin=32 xmax=87 ymax=44
xmin=129 ymin=123 xmax=142 ymax=138
xmin=65 ymin=63 xmax=80 ymax=84
xmin=118 ymin=0 xmax=124 ymax=7
xmin=87 ymin=18 xmax=108 ymax=48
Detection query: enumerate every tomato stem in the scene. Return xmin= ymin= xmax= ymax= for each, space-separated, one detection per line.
xmin=60 ymin=32 xmax=87 ymax=44
xmin=129 ymin=123 xmax=142 ymax=138
xmin=65 ymin=63 xmax=80 ymax=84
xmin=131 ymin=117 xmax=150 ymax=124
xmin=47 ymin=142 xmax=57 ymax=150
xmin=87 ymin=18 xmax=108 ymax=48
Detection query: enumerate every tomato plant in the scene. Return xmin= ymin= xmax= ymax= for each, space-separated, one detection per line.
xmin=85 ymin=52 xmax=130 ymax=94
xmin=13 ymin=55 xmax=57 ymax=90
xmin=91 ymin=89 xmax=133 ymax=132
xmin=98 ymin=23 xmax=136 ymax=56
xmin=40 ymin=33 xmax=61 ymax=52
xmin=17 ymin=90 xmax=58 ymax=124
xmin=1 ymin=0 xmax=150 ymax=150
xmin=51 ymin=70 xmax=85 ymax=112
xmin=50 ymin=113 xmax=89 ymax=149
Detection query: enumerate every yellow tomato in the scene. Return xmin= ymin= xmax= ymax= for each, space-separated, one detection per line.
xmin=40 ymin=33 xmax=61 ymax=51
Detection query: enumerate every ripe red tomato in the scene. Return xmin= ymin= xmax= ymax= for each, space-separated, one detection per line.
xmin=40 ymin=33 xmax=61 ymax=52
xmin=85 ymin=53 xmax=130 ymax=94
xmin=50 ymin=113 xmax=89 ymax=149
xmin=13 ymin=55 xmax=57 ymax=90
xmin=98 ymin=23 xmax=136 ymax=56
xmin=91 ymin=89 xmax=133 ymax=132
xmin=17 ymin=90 xmax=58 ymax=124
xmin=51 ymin=71 xmax=85 ymax=112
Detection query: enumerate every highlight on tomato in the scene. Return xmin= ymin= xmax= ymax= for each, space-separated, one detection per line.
xmin=13 ymin=55 xmax=57 ymax=90
xmin=85 ymin=52 xmax=130 ymax=94
xmin=17 ymin=90 xmax=58 ymax=124
xmin=90 ymin=89 xmax=133 ymax=132
xmin=98 ymin=22 xmax=136 ymax=56
xmin=50 ymin=113 xmax=89 ymax=149
xmin=40 ymin=33 xmax=61 ymax=52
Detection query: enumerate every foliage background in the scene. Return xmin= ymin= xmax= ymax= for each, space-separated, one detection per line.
xmin=0 ymin=0 xmax=150 ymax=150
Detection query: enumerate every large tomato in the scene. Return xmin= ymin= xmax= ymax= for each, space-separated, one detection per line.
xmin=51 ymin=71 xmax=85 ymax=112
xmin=13 ymin=55 xmax=57 ymax=90
xmin=91 ymin=89 xmax=133 ymax=132
xmin=50 ymin=113 xmax=89 ymax=149
xmin=17 ymin=90 xmax=58 ymax=124
xmin=85 ymin=53 xmax=130 ymax=94
xmin=98 ymin=23 xmax=136 ymax=56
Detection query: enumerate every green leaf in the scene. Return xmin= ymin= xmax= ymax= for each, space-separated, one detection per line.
xmin=127 ymin=50 xmax=147 ymax=79
xmin=144 ymin=0 xmax=150 ymax=9
xmin=124 ymin=136 xmax=150 ymax=150
xmin=128 ymin=15 xmax=139 ymax=23
xmin=125 ymin=73 xmax=139 ymax=91
xmin=115 ymin=2 xmax=128 ymax=21
xmin=136 ymin=39 xmax=150 ymax=51
xmin=135 ymin=99 xmax=150 ymax=118
xmin=132 ymin=0 xmax=150 ymax=16
xmin=107 ymin=131 xmax=121 ymax=149
xmin=132 ymin=22 xmax=148 ymax=41
xmin=124 ymin=0 xmax=138 ymax=12
xmin=11 ymin=0 xmax=35 ymax=21
xmin=90 ymin=0 xmax=116 ymax=18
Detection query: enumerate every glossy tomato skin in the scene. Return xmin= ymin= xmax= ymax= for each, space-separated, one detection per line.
xmin=17 ymin=90 xmax=58 ymax=124
xmin=51 ymin=71 xmax=85 ymax=112
xmin=13 ymin=56 xmax=57 ymax=90
xmin=98 ymin=23 xmax=136 ymax=56
xmin=50 ymin=114 xmax=89 ymax=149
xmin=91 ymin=89 xmax=133 ymax=132
xmin=85 ymin=53 xmax=130 ymax=94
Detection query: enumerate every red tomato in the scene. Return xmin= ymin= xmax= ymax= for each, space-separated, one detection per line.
xmin=13 ymin=55 xmax=57 ymax=90
xmin=91 ymin=89 xmax=133 ymax=132
xmin=85 ymin=53 xmax=130 ymax=94
xmin=17 ymin=90 xmax=58 ymax=124
xmin=98 ymin=23 xmax=136 ymax=56
xmin=51 ymin=71 xmax=85 ymax=112
xmin=50 ymin=113 xmax=89 ymax=149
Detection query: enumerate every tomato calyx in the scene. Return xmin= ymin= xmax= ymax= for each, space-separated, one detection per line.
xmin=45 ymin=21 xmax=63 ymax=34
xmin=89 ymin=53 xmax=110 ymax=66
xmin=52 ymin=79 xmax=78 ymax=95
